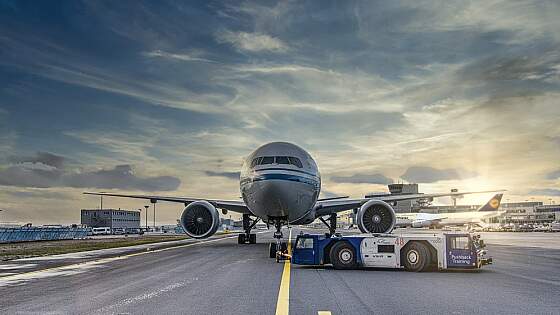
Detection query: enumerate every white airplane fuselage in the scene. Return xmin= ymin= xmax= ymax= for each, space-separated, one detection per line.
xmin=397 ymin=210 xmax=505 ymax=227
xmin=240 ymin=142 xmax=321 ymax=224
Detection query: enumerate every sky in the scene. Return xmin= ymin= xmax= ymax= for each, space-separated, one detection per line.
xmin=1 ymin=0 xmax=559 ymax=225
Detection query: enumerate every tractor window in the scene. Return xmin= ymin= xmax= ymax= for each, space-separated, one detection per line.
xmin=450 ymin=236 xmax=470 ymax=250
xmin=296 ymin=238 xmax=314 ymax=249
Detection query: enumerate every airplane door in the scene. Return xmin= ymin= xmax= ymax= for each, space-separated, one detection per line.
xmin=445 ymin=234 xmax=476 ymax=268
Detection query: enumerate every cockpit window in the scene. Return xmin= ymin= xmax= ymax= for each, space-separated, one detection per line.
xmin=275 ymin=156 xmax=290 ymax=164
xmin=250 ymin=157 xmax=261 ymax=168
xmin=260 ymin=156 xmax=274 ymax=165
xmin=288 ymin=157 xmax=303 ymax=168
xmin=251 ymin=156 xmax=303 ymax=168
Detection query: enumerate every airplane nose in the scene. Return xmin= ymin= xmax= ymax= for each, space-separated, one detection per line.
xmin=254 ymin=180 xmax=292 ymax=217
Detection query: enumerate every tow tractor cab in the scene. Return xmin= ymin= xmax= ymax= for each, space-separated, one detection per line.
xmin=292 ymin=232 xmax=492 ymax=271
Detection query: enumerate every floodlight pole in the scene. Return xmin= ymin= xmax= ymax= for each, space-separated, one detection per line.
xmin=151 ymin=199 xmax=157 ymax=231
xmin=144 ymin=205 xmax=149 ymax=231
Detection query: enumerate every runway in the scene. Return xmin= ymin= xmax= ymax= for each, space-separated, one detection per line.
xmin=0 ymin=230 xmax=559 ymax=314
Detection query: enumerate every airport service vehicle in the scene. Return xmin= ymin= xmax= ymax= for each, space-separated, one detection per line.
xmin=92 ymin=227 xmax=111 ymax=235
xmin=84 ymin=142 xmax=500 ymax=257
xmin=291 ymin=232 xmax=492 ymax=271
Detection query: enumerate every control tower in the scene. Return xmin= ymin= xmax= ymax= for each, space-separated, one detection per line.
xmin=388 ymin=183 xmax=419 ymax=212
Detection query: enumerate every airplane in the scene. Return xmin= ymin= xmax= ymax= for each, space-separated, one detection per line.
xmin=85 ymin=142 xmax=501 ymax=259
xmin=395 ymin=193 xmax=504 ymax=228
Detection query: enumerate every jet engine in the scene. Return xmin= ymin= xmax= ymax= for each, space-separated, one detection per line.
xmin=180 ymin=201 xmax=220 ymax=239
xmin=357 ymin=200 xmax=396 ymax=234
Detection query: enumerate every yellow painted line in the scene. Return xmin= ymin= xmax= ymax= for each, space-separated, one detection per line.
xmin=275 ymin=229 xmax=292 ymax=315
xmin=0 ymin=235 xmax=240 ymax=282
xmin=318 ymin=312 xmax=332 ymax=315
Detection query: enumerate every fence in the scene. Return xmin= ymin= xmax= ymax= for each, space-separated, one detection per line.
xmin=0 ymin=227 xmax=89 ymax=243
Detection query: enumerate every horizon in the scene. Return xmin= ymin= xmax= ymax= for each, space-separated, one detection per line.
xmin=1 ymin=1 xmax=559 ymax=225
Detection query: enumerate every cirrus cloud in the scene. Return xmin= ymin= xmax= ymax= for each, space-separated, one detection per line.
xmin=215 ymin=30 xmax=288 ymax=52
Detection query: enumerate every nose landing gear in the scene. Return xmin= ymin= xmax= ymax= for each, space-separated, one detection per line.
xmin=269 ymin=218 xmax=289 ymax=261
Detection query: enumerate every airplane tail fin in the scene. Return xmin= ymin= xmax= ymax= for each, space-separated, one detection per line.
xmin=477 ymin=194 xmax=503 ymax=212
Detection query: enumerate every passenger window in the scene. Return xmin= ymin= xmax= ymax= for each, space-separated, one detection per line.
xmin=276 ymin=156 xmax=290 ymax=164
xmin=288 ymin=157 xmax=303 ymax=168
xmin=296 ymin=238 xmax=314 ymax=249
xmin=260 ymin=156 xmax=274 ymax=165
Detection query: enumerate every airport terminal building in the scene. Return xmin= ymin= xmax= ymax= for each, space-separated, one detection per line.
xmin=81 ymin=209 xmax=141 ymax=229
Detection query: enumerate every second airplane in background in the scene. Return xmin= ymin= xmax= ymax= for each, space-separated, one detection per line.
xmin=396 ymin=194 xmax=505 ymax=229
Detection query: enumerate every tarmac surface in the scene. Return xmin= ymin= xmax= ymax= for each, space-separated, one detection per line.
xmin=0 ymin=229 xmax=559 ymax=314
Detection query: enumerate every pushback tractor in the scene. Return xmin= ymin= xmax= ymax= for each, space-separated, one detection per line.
xmin=291 ymin=232 xmax=492 ymax=271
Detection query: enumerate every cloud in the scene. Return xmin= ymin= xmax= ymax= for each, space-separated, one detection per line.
xmin=331 ymin=173 xmax=393 ymax=185
xmin=8 ymin=152 xmax=65 ymax=169
xmin=63 ymin=165 xmax=180 ymax=191
xmin=400 ymin=166 xmax=477 ymax=183
xmin=142 ymin=50 xmax=215 ymax=63
xmin=0 ymin=153 xmax=180 ymax=191
xmin=546 ymin=170 xmax=560 ymax=180
xmin=529 ymin=189 xmax=560 ymax=196
xmin=7 ymin=190 xmax=69 ymax=200
xmin=216 ymin=30 xmax=288 ymax=52
xmin=204 ymin=171 xmax=240 ymax=180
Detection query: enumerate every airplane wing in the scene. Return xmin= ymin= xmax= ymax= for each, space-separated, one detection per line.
xmin=314 ymin=190 xmax=504 ymax=217
xmin=83 ymin=192 xmax=251 ymax=214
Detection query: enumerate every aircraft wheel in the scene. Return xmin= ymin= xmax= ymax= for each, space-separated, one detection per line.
xmin=330 ymin=241 xmax=357 ymax=270
xmin=249 ymin=233 xmax=257 ymax=244
xmin=269 ymin=242 xmax=277 ymax=258
xmin=238 ymin=234 xmax=246 ymax=244
xmin=402 ymin=242 xmax=431 ymax=272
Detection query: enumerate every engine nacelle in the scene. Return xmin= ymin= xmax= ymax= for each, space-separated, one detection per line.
xmin=180 ymin=201 xmax=220 ymax=239
xmin=357 ymin=200 xmax=396 ymax=234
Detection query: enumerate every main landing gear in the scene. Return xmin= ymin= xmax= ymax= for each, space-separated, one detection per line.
xmin=269 ymin=218 xmax=288 ymax=261
xmin=319 ymin=213 xmax=338 ymax=237
xmin=238 ymin=214 xmax=258 ymax=244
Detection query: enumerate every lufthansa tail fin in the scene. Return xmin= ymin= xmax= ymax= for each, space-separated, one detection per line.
xmin=477 ymin=194 xmax=503 ymax=212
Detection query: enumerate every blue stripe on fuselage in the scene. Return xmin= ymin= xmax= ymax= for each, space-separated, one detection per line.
xmin=253 ymin=167 xmax=318 ymax=177
xmin=241 ymin=173 xmax=320 ymax=189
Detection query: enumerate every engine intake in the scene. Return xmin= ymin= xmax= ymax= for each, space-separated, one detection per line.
xmin=357 ymin=200 xmax=396 ymax=234
xmin=180 ymin=201 xmax=220 ymax=239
